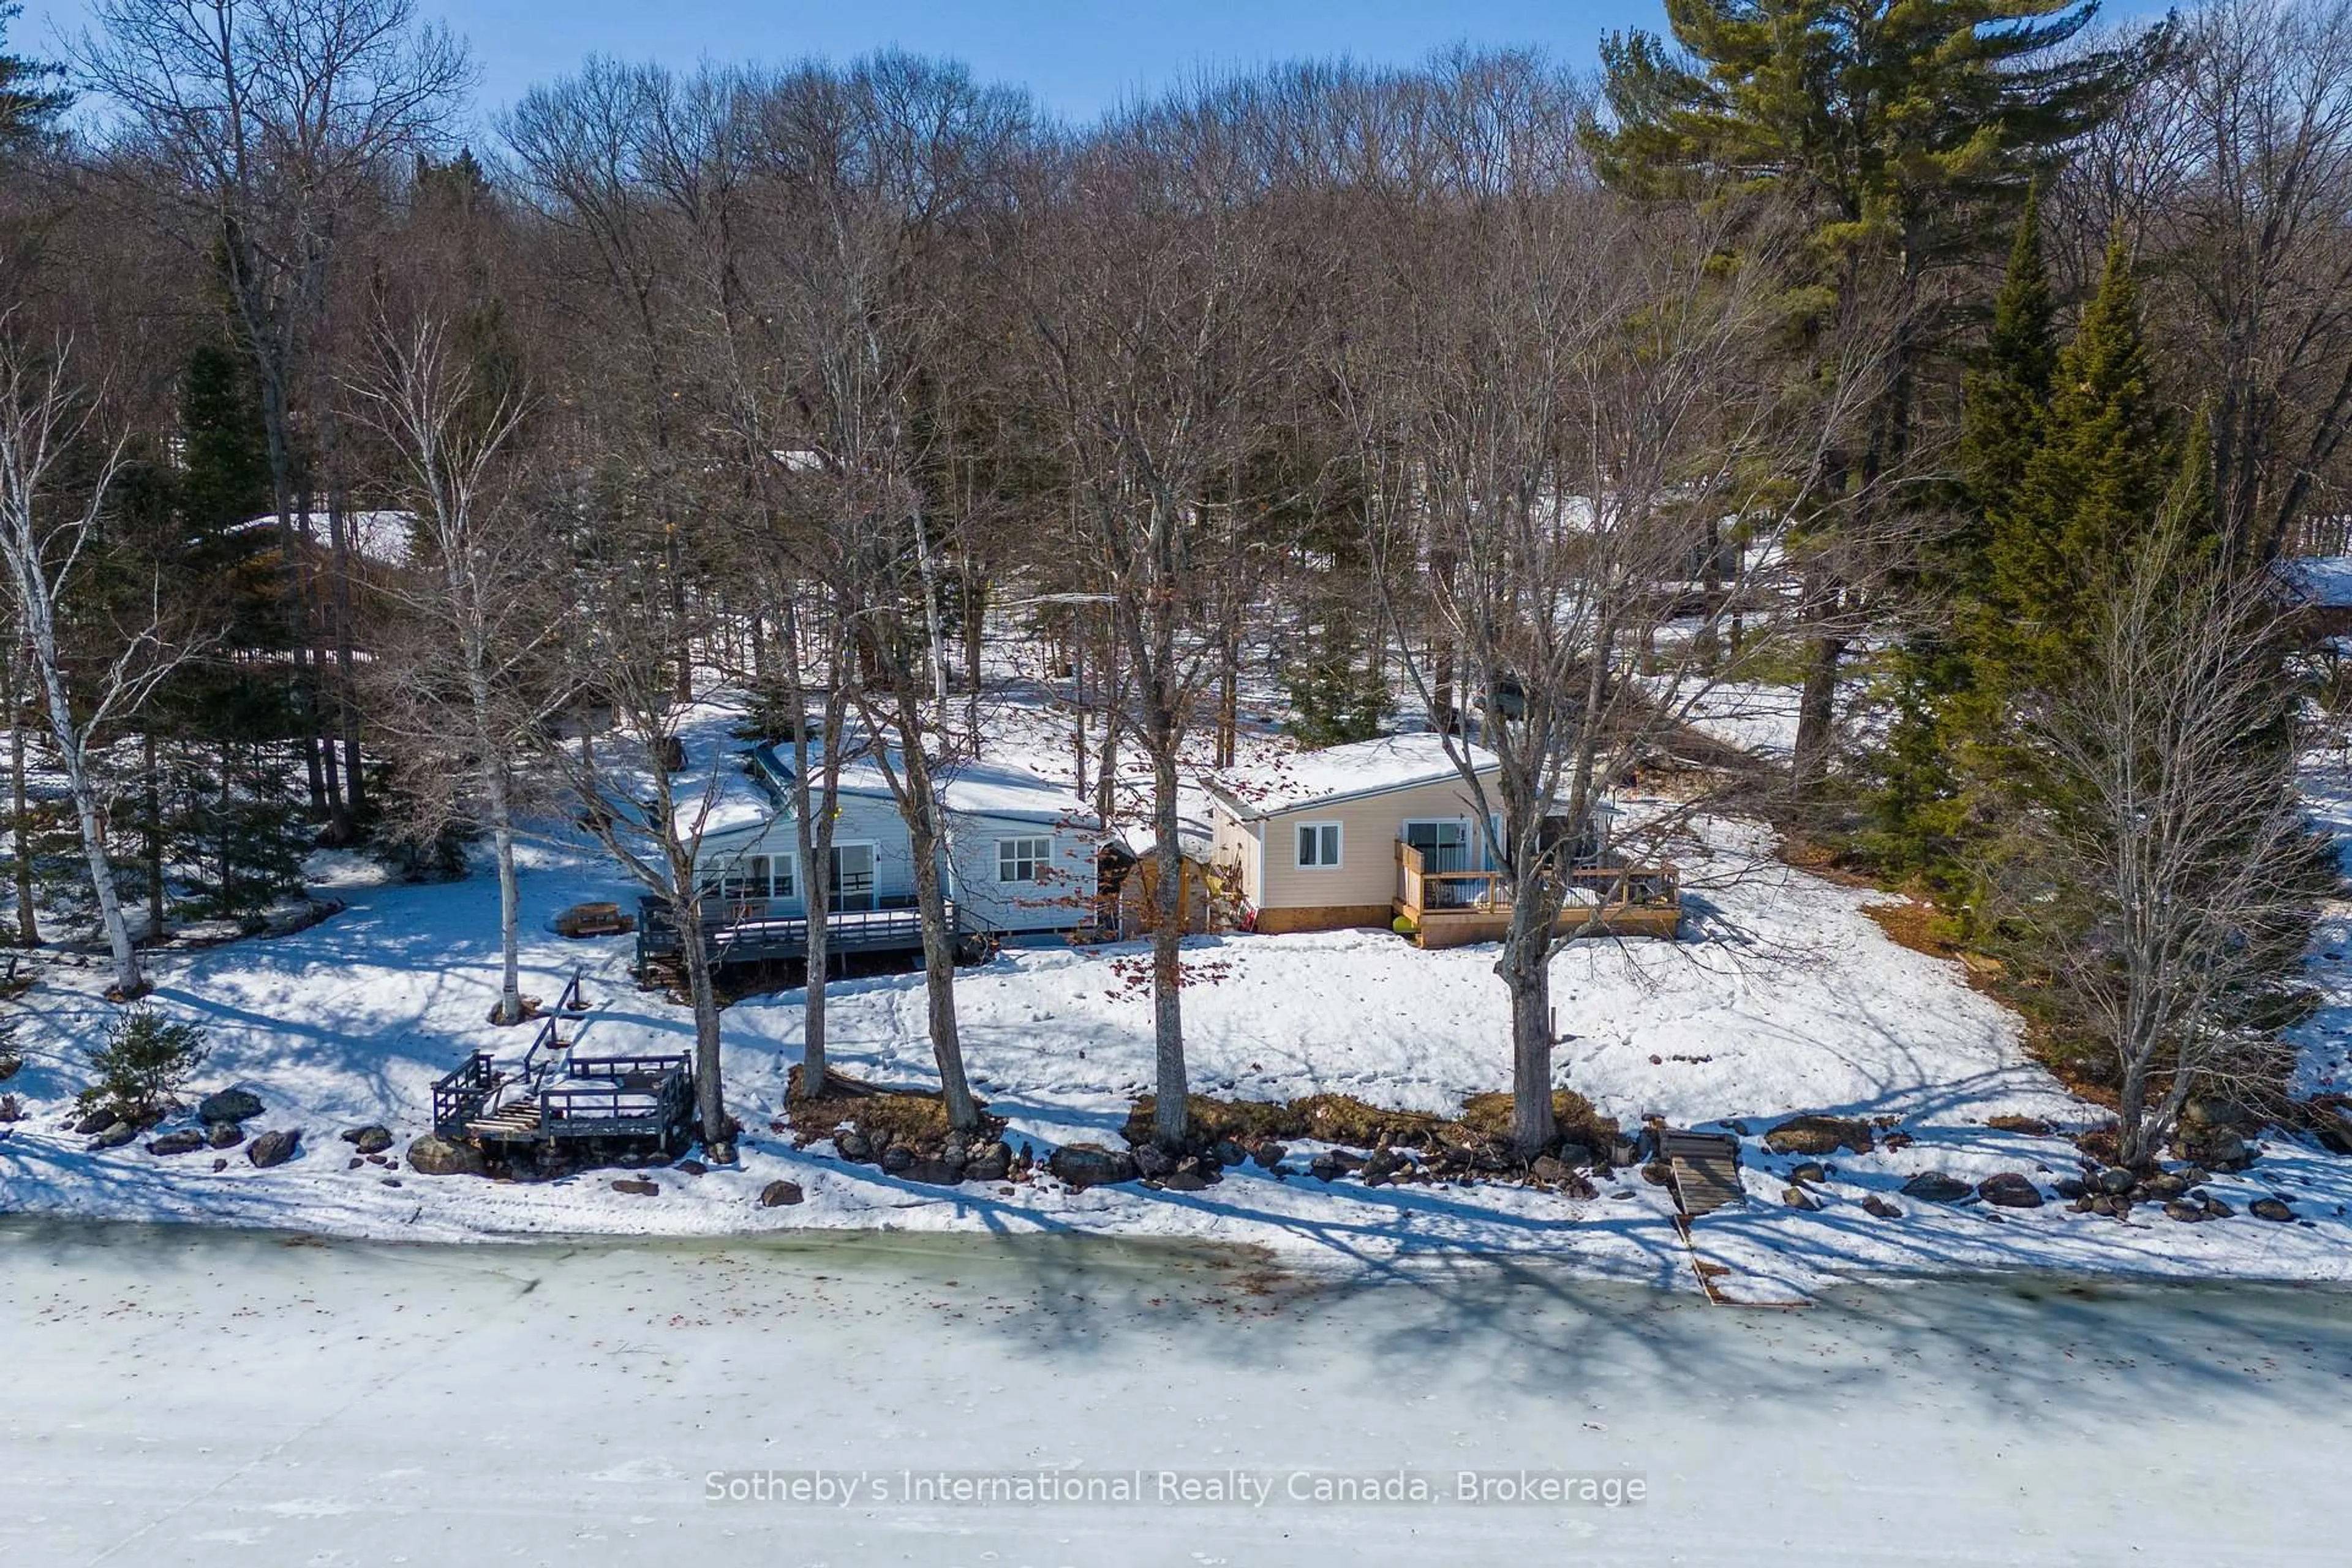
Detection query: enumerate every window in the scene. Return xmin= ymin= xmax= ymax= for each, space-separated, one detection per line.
xmin=706 ymin=854 xmax=774 ymax=904
xmin=998 ymin=836 xmax=1052 ymax=883
xmin=1296 ymin=822 xmax=1342 ymax=869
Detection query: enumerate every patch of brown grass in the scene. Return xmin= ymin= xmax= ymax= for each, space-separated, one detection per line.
xmin=1862 ymin=900 xmax=1966 ymax=960
xmin=1124 ymin=1087 xmax=1616 ymax=1156
xmin=1775 ymin=834 xmax=1878 ymax=889
xmin=782 ymin=1066 xmax=1003 ymax=1148
xmin=1458 ymin=1088 xmax=1615 ymax=1150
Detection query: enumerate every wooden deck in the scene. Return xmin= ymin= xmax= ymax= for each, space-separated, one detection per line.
xmin=1393 ymin=843 xmax=1681 ymax=948
xmin=636 ymin=897 xmax=998 ymax=971
xmin=431 ymin=1013 xmax=694 ymax=1153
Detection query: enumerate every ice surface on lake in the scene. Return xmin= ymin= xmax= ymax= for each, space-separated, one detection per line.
xmin=0 ymin=1219 xmax=2340 ymax=1563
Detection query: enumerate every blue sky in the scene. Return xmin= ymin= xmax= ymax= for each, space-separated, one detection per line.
xmin=15 ymin=0 xmax=1673 ymax=124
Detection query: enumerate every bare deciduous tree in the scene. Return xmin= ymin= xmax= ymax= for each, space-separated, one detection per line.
xmin=0 ymin=329 xmax=202 ymax=997
xmin=1993 ymin=505 xmax=2328 ymax=1168
xmin=351 ymin=316 xmax=548 ymax=1025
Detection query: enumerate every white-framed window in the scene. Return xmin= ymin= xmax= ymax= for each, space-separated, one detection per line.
xmin=1295 ymin=821 xmax=1342 ymax=869
xmin=998 ymin=835 xmax=1052 ymax=883
xmin=706 ymin=854 xmax=774 ymax=904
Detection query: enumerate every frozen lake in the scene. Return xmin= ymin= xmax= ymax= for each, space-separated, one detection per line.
xmin=0 ymin=1219 xmax=2340 ymax=1565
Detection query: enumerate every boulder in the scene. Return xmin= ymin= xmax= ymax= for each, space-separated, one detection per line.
xmin=1133 ymin=1144 xmax=1178 ymax=1180
xmin=1309 ymin=1153 xmax=1346 ymax=1183
xmin=1788 ymin=1161 xmax=1826 ymax=1186
xmin=1250 ymin=1140 xmax=1290 ymax=1170
xmin=2314 ymin=1115 xmax=2352 ymax=1156
xmin=964 ymin=1142 xmax=1011 ymax=1183
xmin=2096 ymin=1167 xmax=2138 ymax=1196
xmin=1211 ymin=1139 xmax=1249 ymax=1168
xmin=902 ymin=1159 xmax=964 ymax=1186
xmin=404 ymin=1135 xmax=488 ymax=1178
xmin=1159 ymin=1169 xmax=1213 ymax=1193
xmin=246 ymin=1129 xmax=301 ymax=1169
xmin=1529 ymin=1155 xmax=1572 ymax=1184
xmin=2200 ymin=1194 xmax=2235 ymax=1219
xmin=0 ymin=1051 xmax=19 ymax=1084
xmin=1861 ymin=1194 xmax=1904 ymax=1219
xmin=1049 ymin=1144 xmax=1137 ymax=1189
xmin=1899 ymin=1171 xmax=1974 ymax=1204
xmin=673 ymin=1158 xmax=708 ymax=1177
xmin=833 ymin=1129 xmax=873 ymax=1163
xmin=146 ymin=1128 xmax=205 ymax=1157
xmin=2163 ymin=1198 xmax=2209 ymax=1223
xmin=2053 ymin=1177 xmax=2087 ymax=1200
xmin=74 ymin=1107 xmax=122 ymax=1137
xmin=2182 ymin=1096 xmax=2256 ymax=1131
xmin=2250 ymin=1196 xmax=2295 ymax=1223
xmin=197 ymin=1088 xmax=264 ymax=1126
xmin=1360 ymin=1150 xmax=1403 ymax=1187
xmin=208 ymin=1122 xmax=244 ymax=1150
xmin=341 ymin=1125 xmax=394 ymax=1155
xmin=2195 ymin=1130 xmax=2252 ymax=1170
xmin=880 ymin=1145 xmax=915 ymax=1174
xmin=611 ymin=1177 xmax=661 ymax=1197
xmin=759 ymin=1179 xmax=805 ymax=1208
xmin=1762 ymin=1115 xmax=1874 ymax=1157
xmin=1977 ymin=1173 xmax=2045 ymax=1209
xmin=1782 ymin=1185 xmax=1820 ymax=1212
xmin=86 ymin=1121 xmax=138 ymax=1151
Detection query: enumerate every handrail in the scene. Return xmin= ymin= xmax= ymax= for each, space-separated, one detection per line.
xmin=521 ymin=1015 xmax=566 ymax=1091
xmin=556 ymin=965 xmax=589 ymax=1015
xmin=1395 ymin=839 xmax=1681 ymax=918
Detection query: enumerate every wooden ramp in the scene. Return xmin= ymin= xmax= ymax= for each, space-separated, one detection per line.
xmin=1661 ymin=1129 xmax=1745 ymax=1218
xmin=1655 ymin=1128 xmax=1812 ymax=1308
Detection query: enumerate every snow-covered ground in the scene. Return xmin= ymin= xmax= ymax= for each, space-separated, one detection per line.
xmin=6 ymin=761 xmax=2350 ymax=1294
xmin=3 ymin=1219 xmax=2345 ymax=1566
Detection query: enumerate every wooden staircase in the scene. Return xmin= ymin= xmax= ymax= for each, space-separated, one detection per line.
xmin=467 ymin=1093 xmax=542 ymax=1139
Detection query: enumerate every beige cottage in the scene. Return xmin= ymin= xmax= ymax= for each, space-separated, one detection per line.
xmin=1203 ymin=733 xmax=1681 ymax=946
xmin=1204 ymin=735 xmax=1506 ymax=935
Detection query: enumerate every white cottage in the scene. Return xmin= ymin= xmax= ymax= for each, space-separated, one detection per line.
xmin=682 ymin=741 xmax=1102 ymax=955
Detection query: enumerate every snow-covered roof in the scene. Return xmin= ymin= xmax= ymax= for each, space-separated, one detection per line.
xmin=2278 ymin=555 xmax=2352 ymax=609
xmin=1204 ymin=733 xmax=1498 ymax=819
xmin=748 ymin=741 xmax=1098 ymax=831
xmin=233 ymin=510 xmax=415 ymax=568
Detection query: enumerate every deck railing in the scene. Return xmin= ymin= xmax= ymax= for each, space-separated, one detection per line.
xmin=638 ymin=895 xmax=992 ymax=965
xmin=429 ymin=1052 xmax=502 ymax=1140
xmin=1395 ymin=841 xmax=1679 ymax=919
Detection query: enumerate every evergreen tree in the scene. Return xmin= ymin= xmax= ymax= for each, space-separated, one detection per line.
xmin=1958 ymin=186 xmax=2060 ymax=535
xmin=0 ymin=4 xmax=69 ymax=151
xmin=1589 ymin=0 xmax=2158 ymax=784
xmin=1281 ymin=619 xmax=1391 ymax=750
xmin=1869 ymin=192 xmax=2057 ymax=878
xmin=1980 ymin=233 xmax=2190 ymax=708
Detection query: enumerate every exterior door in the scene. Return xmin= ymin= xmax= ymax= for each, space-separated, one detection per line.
xmin=1403 ymin=819 xmax=1471 ymax=873
xmin=829 ymin=844 xmax=876 ymax=913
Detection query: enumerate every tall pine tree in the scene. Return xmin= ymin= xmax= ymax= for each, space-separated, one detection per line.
xmin=1589 ymin=0 xmax=2158 ymax=786
xmin=1871 ymin=190 xmax=2058 ymax=878
xmin=1979 ymin=233 xmax=2190 ymax=709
